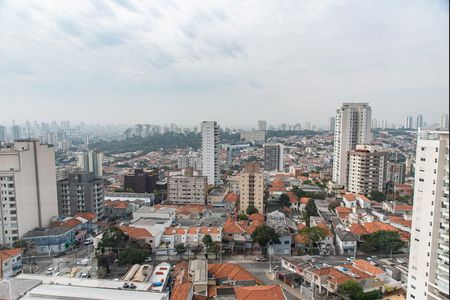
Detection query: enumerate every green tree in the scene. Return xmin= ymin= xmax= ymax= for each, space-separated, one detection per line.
xmin=238 ymin=213 xmax=248 ymax=221
xmin=299 ymin=227 xmax=327 ymax=245
xmin=338 ymin=280 xmax=364 ymax=300
xmin=202 ymin=234 xmax=214 ymax=253
xmin=246 ymin=205 xmax=259 ymax=215
xmin=210 ymin=242 xmax=221 ymax=259
xmin=361 ymin=230 xmax=405 ymax=254
xmin=97 ymin=252 xmax=115 ymax=273
xmin=99 ymin=227 xmax=128 ymax=253
xmin=369 ymin=190 xmax=386 ymax=202
xmin=279 ymin=194 xmax=291 ymax=208
xmin=191 ymin=244 xmax=204 ymax=258
xmin=305 ymin=199 xmax=318 ymax=217
xmin=251 ymin=225 xmax=280 ymax=256
xmin=13 ymin=240 xmax=36 ymax=256
xmin=118 ymin=246 xmax=151 ymax=266
xmin=175 ymin=244 xmax=187 ymax=258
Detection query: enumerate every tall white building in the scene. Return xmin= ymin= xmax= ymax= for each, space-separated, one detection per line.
xmin=0 ymin=140 xmax=59 ymax=246
xmin=258 ymin=120 xmax=267 ymax=131
xmin=405 ymin=116 xmax=414 ymax=129
xmin=201 ymin=121 xmax=219 ymax=185
xmin=416 ymin=114 xmax=424 ymax=129
xmin=407 ymin=130 xmax=449 ymax=300
xmin=440 ymin=113 xmax=449 ymax=130
xmin=78 ymin=150 xmax=103 ymax=177
xmin=332 ymin=103 xmax=372 ymax=186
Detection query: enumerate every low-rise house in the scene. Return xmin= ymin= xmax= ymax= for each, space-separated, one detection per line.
xmin=224 ymin=193 xmax=239 ymax=210
xmin=132 ymin=206 xmax=176 ymax=224
xmin=335 ymin=230 xmax=357 ymax=255
xmin=208 ymin=263 xmax=262 ymax=286
xmin=160 ymin=226 xmax=222 ymax=256
xmin=387 ymin=216 xmax=412 ymax=233
xmin=234 ymin=285 xmax=286 ymax=300
xmin=342 ymin=194 xmax=357 ymax=208
xmin=119 ymin=226 xmax=154 ymax=248
xmin=0 ymin=248 xmax=22 ymax=278
xmin=356 ymin=195 xmax=371 ymax=209
xmin=22 ymin=227 xmax=75 ymax=255
xmin=104 ymin=200 xmax=132 ymax=220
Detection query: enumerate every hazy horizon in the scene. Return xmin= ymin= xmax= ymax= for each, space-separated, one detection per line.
xmin=1 ymin=0 xmax=448 ymax=127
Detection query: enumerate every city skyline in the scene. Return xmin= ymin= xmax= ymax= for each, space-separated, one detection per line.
xmin=1 ymin=0 xmax=448 ymax=126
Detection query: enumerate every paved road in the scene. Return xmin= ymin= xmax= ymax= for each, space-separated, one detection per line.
xmin=22 ymin=244 xmax=95 ymax=275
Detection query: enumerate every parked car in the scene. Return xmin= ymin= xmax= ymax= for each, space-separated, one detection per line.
xmin=46 ymin=267 xmax=54 ymax=275
xmin=256 ymin=257 xmax=268 ymax=262
xmin=346 ymin=257 xmax=355 ymax=262
xmin=144 ymin=257 xmax=152 ymax=263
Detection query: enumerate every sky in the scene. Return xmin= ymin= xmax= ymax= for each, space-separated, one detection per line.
xmin=0 ymin=0 xmax=448 ymax=127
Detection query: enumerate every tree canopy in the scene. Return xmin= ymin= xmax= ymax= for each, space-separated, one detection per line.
xmin=175 ymin=244 xmax=187 ymax=258
xmin=238 ymin=213 xmax=248 ymax=221
xmin=99 ymin=227 xmax=128 ymax=251
xmin=279 ymin=194 xmax=291 ymax=208
xmin=369 ymin=190 xmax=387 ymax=202
xmin=251 ymin=225 xmax=280 ymax=255
xmin=118 ymin=246 xmax=151 ymax=266
xmin=246 ymin=205 xmax=259 ymax=215
xmin=299 ymin=226 xmax=327 ymax=245
xmin=361 ymin=230 xmax=405 ymax=254
xmin=338 ymin=280 xmax=364 ymax=300
xmin=305 ymin=199 xmax=318 ymax=217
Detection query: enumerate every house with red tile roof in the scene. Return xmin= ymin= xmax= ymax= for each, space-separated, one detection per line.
xmin=234 ymin=285 xmax=286 ymax=300
xmin=0 ymin=248 xmax=22 ymax=278
xmin=342 ymin=193 xmax=357 ymax=208
xmin=208 ymin=263 xmax=262 ymax=286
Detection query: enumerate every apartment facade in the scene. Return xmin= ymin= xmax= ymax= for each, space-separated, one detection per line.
xmin=239 ymin=166 xmax=264 ymax=214
xmin=78 ymin=150 xmax=103 ymax=177
xmin=264 ymin=143 xmax=284 ymax=172
xmin=201 ymin=121 xmax=219 ymax=185
xmin=332 ymin=103 xmax=372 ymax=186
xmin=407 ymin=130 xmax=449 ymax=300
xmin=124 ymin=169 xmax=158 ymax=193
xmin=0 ymin=140 xmax=59 ymax=246
xmin=57 ymin=172 xmax=105 ymax=218
xmin=347 ymin=145 xmax=387 ymax=195
xmin=168 ymin=175 xmax=207 ymax=205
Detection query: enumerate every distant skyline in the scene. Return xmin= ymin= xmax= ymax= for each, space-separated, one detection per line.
xmin=0 ymin=0 xmax=448 ymax=127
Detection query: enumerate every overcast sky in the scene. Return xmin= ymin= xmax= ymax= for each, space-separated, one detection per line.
xmin=0 ymin=0 xmax=448 ymax=127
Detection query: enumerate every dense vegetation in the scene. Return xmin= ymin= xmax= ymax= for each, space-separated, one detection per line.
xmin=91 ymin=132 xmax=202 ymax=154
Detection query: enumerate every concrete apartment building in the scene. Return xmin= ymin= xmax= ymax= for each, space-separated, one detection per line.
xmin=124 ymin=169 xmax=158 ymax=193
xmin=347 ymin=145 xmax=387 ymax=195
xmin=239 ymin=163 xmax=264 ymax=214
xmin=201 ymin=121 xmax=219 ymax=185
xmin=264 ymin=143 xmax=284 ymax=172
xmin=57 ymin=172 xmax=105 ymax=218
xmin=168 ymin=172 xmax=208 ymax=205
xmin=0 ymin=140 xmax=59 ymax=246
xmin=333 ymin=103 xmax=372 ymax=187
xmin=386 ymin=161 xmax=406 ymax=185
xmin=77 ymin=150 xmax=103 ymax=177
xmin=407 ymin=130 xmax=449 ymax=300
xmin=258 ymin=120 xmax=267 ymax=131
xmin=240 ymin=131 xmax=266 ymax=144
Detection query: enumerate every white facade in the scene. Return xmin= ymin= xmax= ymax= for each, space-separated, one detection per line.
xmin=0 ymin=140 xmax=59 ymax=246
xmin=78 ymin=150 xmax=103 ymax=177
xmin=201 ymin=121 xmax=219 ymax=185
xmin=407 ymin=130 xmax=449 ymax=300
xmin=332 ymin=103 xmax=372 ymax=186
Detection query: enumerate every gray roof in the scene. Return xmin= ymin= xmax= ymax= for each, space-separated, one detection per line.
xmin=23 ymin=227 xmax=73 ymax=238
xmin=336 ymin=230 xmax=357 ymax=242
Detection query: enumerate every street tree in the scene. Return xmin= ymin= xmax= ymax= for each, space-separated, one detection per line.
xmin=251 ymin=225 xmax=280 ymax=256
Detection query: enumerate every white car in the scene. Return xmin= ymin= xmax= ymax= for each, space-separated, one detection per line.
xmin=346 ymin=257 xmax=355 ymax=262
xmin=46 ymin=267 xmax=54 ymax=275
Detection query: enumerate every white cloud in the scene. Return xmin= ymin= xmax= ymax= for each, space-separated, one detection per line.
xmin=0 ymin=0 xmax=448 ymax=126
